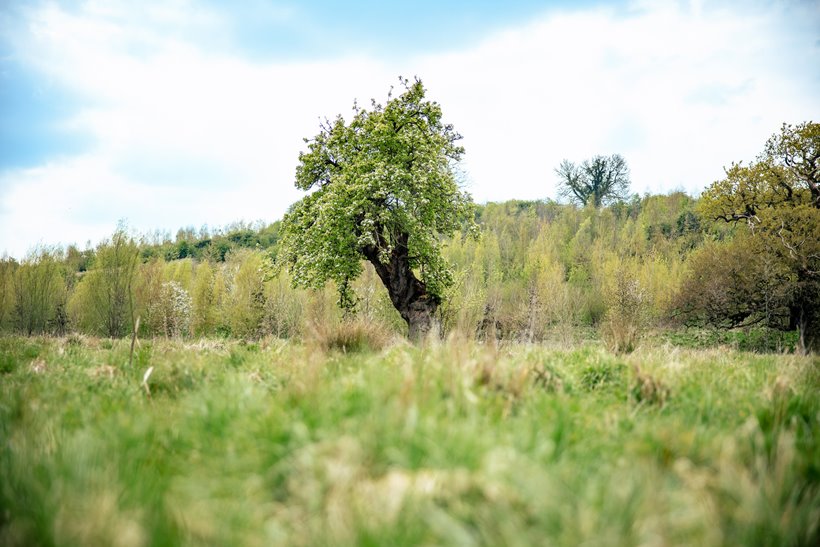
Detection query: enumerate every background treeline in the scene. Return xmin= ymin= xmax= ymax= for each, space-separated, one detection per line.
xmin=0 ymin=192 xmax=785 ymax=347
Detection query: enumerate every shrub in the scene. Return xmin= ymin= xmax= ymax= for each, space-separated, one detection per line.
xmin=222 ymin=250 xmax=266 ymax=339
xmin=672 ymin=236 xmax=794 ymax=331
xmin=602 ymin=269 xmax=647 ymax=353
xmin=11 ymin=248 xmax=65 ymax=335
xmin=150 ymin=281 xmax=192 ymax=338
xmin=86 ymin=229 xmax=140 ymax=337
xmin=309 ymin=319 xmax=391 ymax=353
xmin=0 ymin=352 xmax=14 ymax=374
xmin=144 ymin=362 xmax=204 ymax=397
xmin=580 ymin=360 xmax=625 ymax=391
xmin=191 ymin=261 xmax=216 ymax=336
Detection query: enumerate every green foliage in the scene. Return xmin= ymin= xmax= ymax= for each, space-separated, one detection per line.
xmin=261 ymin=270 xmax=307 ymax=338
xmin=222 ymin=250 xmax=266 ymax=338
xmin=140 ymin=222 xmax=282 ymax=262
xmin=601 ymin=265 xmax=648 ymax=353
xmin=0 ymin=190 xmax=762 ymax=347
xmin=64 ymin=244 xmax=92 ymax=274
xmin=76 ymin=228 xmax=140 ymax=337
xmin=674 ymin=235 xmax=794 ymax=329
xmin=191 ymin=260 xmax=216 ymax=336
xmin=278 ymin=77 xmax=477 ymax=317
xmin=531 ymin=362 xmax=565 ymax=393
xmin=10 ymin=248 xmax=66 ymax=335
xmin=663 ymin=328 xmax=798 ymax=353
xmin=133 ymin=258 xmax=166 ymax=335
xmin=522 ymin=224 xmax=575 ymax=339
xmin=579 ymin=358 xmax=626 ymax=391
xmin=151 ymin=281 xmax=192 ymax=338
xmin=698 ymin=121 xmax=819 ymax=352
xmin=0 ymin=258 xmax=15 ymax=332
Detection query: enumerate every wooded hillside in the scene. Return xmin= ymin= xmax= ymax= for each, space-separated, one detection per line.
xmin=3 ymin=191 xmax=786 ymax=350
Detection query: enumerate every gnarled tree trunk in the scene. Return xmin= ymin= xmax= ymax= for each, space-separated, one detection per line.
xmin=805 ymin=323 xmax=820 ymax=354
xmin=363 ymin=232 xmax=440 ymax=342
xmin=405 ymin=296 xmax=438 ymax=342
xmin=792 ymin=280 xmax=820 ymax=354
xmin=792 ymin=305 xmax=820 ymax=355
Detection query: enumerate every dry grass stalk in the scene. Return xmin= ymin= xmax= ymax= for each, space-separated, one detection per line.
xmin=308 ymin=319 xmax=391 ymax=353
xmin=128 ymin=316 xmax=141 ymax=368
xmin=142 ymin=366 xmax=154 ymax=398
xmin=29 ymin=358 xmax=48 ymax=374
xmin=630 ymin=364 xmax=670 ymax=407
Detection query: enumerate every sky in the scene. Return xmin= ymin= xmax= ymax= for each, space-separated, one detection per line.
xmin=0 ymin=0 xmax=818 ymax=259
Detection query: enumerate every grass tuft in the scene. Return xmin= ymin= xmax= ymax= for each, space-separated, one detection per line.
xmin=531 ymin=363 xmax=565 ymax=393
xmin=630 ymin=364 xmax=670 ymax=407
xmin=579 ymin=358 xmax=626 ymax=391
xmin=308 ymin=318 xmax=393 ymax=353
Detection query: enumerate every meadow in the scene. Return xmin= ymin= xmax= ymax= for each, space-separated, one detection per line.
xmin=1 ymin=333 xmax=818 ymax=546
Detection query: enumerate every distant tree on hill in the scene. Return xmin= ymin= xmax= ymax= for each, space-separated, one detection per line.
xmin=555 ymin=154 xmax=631 ymax=208
xmin=277 ymin=77 xmax=477 ymax=340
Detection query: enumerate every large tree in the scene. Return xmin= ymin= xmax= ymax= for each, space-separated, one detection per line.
xmin=278 ymin=78 xmax=476 ymax=340
xmin=555 ymin=154 xmax=631 ymax=208
xmin=699 ymin=121 xmax=819 ymax=353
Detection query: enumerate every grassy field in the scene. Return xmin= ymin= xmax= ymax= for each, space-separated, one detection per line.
xmin=1 ymin=334 xmax=818 ymax=546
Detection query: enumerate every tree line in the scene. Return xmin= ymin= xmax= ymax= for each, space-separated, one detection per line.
xmin=0 ymin=191 xmax=763 ymax=344
xmin=0 ymin=184 xmax=814 ymax=353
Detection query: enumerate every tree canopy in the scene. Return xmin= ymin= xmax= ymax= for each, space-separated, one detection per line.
xmin=699 ymin=121 xmax=819 ymax=352
xmin=277 ymin=77 xmax=476 ymax=339
xmin=555 ymin=154 xmax=631 ymax=208
xmin=674 ymin=234 xmax=795 ymax=331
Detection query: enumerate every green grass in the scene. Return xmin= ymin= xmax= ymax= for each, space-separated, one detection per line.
xmin=661 ymin=327 xmax=799 ymax=354
xmin=1 ymin=335 xmax=818 ymax=546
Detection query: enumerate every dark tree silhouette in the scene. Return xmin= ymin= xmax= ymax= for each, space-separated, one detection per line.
xmin=556 ymin=154 xmax=631 ymax=208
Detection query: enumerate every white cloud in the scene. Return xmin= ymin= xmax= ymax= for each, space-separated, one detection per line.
xmin=415 ymin=2 xmax=818 ymax=200
xmin=1 ymin=0 xmax=817 ymax=258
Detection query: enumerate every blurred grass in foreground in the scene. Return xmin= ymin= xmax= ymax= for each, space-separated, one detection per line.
xmin=1 ymin=335 xmax=818 ymax=546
